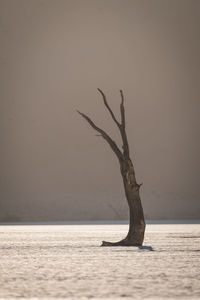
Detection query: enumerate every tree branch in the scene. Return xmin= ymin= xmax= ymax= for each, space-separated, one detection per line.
xmin=77 ymin=89 xmax=130 ymax=160
xmin=118 ymin=90 xmax=129 ymax=159
xmin=97 ymin=88 xmax=121 ymax=127
xmin=120 ymin=90 xmax=125 ymax=128
xmin=77 ymin=110 xmax=123 ymax=160
xmin=97 ymin=88 xmax=129 ymax=158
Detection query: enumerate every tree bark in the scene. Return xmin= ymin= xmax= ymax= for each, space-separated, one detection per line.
xmin=102 ymin=159 xmax=145 ymax=246
xmin=77 ymin=89 xmax=145 ymax=246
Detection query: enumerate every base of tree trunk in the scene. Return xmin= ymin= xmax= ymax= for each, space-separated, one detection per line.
xmin=101 ymin=239 xmax=142 ymax=247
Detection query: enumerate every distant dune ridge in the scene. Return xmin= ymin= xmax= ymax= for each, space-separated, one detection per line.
xmin=0 ymin=0 xmax=199 ymax=222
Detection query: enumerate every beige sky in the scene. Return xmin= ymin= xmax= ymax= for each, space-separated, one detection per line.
xmin=0 ymin=0 xmax=200 ymax=221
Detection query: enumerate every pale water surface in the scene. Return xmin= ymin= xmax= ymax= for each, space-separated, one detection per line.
xmin=0 ymin=223 xmax=200 ymax=299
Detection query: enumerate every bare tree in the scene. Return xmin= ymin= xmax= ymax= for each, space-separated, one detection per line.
xmin=77 ymin=89 xmax=145 ymax=246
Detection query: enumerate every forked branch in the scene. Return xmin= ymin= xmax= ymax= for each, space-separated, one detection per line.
xmin=97 ymin=89 xmax=129 ymax=159
xmin=77 ymin=89 xmax=130 ymax=160
xmin=76 ymin=110 xmax=123 ymax=160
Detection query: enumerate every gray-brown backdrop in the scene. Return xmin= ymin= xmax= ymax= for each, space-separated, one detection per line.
xmin=0 ymin=0 xmax=200 ymax=221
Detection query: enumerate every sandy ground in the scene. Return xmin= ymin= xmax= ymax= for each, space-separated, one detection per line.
xmin=0 ymin=223 xmax=200 ymax=299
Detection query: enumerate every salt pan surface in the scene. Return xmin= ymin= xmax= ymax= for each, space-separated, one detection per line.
xmin=0 ymin=223 xmax=200 ymax=299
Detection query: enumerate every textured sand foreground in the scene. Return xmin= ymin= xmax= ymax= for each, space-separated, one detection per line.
xmin=0 ymin=223 xmax=200 ymax=299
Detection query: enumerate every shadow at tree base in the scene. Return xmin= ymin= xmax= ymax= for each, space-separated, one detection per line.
xmin=101 ymin=241 xmax=154 ymax=251
xmin=138 ymin=245 xmax=154 ymax=251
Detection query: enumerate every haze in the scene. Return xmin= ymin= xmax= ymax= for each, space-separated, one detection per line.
xmin=0 ymin=0 xmax=200 ymax=221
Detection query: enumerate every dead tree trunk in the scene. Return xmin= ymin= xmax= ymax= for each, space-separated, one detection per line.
xmin=77 ymin=89 xmax=145 ymax=246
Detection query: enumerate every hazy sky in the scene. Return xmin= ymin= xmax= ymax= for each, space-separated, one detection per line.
xmin=0 ymin=0 xmax=200 ymax=221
